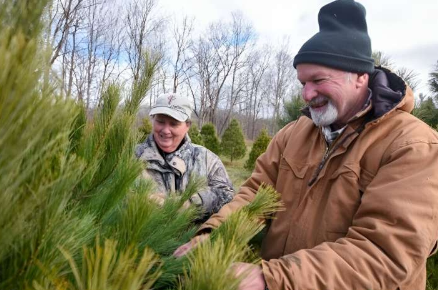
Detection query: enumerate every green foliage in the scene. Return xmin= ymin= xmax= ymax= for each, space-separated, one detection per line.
xmin=139 ymin=117 xmax=152 ymax=142
xmin=413 ymin=98 xmax=438 ymax=128
xmin=245 ymin=129 xmax=271 ymax=171
xmin=181 ymin=237 xmax=247 ymax=290
xmin=188 ymin=124 xmax=204 ymax=146
xmin=179 ymin=185 xmax=283 ymax=290
xmin=200 ymin=123 xmax=221 ymax=154
xmin=278 ymin=96 xmax=305 ymax=128
xmin=429 ymin=60 xmax=438 ymax=99
xmin=427 ymin=256 xmax=438 ymax=290
xmin=221 ymin=119 xmax=246 ymax=163
xmin=0 ymin=0 xmax=94 ymax=287
xmin=44 ymin=239 xmax=162 ymax=290
xmin=0 ymin=1 xmax=201 ymax=288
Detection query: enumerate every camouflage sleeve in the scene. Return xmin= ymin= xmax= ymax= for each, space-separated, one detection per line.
xmin=196 ymin=151 xmax=234 ymax=216
xmin=134 ymin=142 xmax=146 ymax=158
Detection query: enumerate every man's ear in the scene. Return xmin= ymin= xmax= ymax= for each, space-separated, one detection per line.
xmin=356 ymin=73 xmax=369 ymax=89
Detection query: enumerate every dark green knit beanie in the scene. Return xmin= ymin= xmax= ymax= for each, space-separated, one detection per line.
xmin=293 ymin=0 xmax=374 ymax=73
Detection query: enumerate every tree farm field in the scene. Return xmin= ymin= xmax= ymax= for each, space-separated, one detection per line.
xmin=221 ymin=140 xmax=254 ymax=191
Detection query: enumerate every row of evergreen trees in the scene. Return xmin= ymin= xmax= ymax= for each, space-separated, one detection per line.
xmin=139 ymin=116 xmax=272 ymax=170
xmin=189 ymin=121 xmax=272 ymax=170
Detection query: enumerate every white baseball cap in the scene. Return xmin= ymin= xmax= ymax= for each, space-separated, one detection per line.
xmin=149 ymin=93 xmax=192 ymax=122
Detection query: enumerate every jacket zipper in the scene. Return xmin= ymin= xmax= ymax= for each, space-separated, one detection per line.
xmin=307 ymin=117 xmax=371 ymax=187
xmin=308 ymin=141 xmax=331 ymax=187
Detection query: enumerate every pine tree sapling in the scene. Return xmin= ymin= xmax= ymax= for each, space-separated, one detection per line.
xmin=278 ymin=96 xmax=305 ymax=128
xmin=188 ymin=124 xmax=204 ymax=146
xmin=0 ymin=0 xmax=285 ymax=289
xmin=245 ymin=129 xmax=271 ymax=170
xmin=200 ymin=123 xmax=220 ymax=154
xmin=57 ymin=239 xmax=161 ymax=290
xmin=180 ymin=184 xmax=283 ymax=290
xmin=221 ymin=119 xmax=246 ymax=163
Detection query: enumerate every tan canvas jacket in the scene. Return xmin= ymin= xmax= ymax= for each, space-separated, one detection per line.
xmin=199 ymin=68 xmax=438 ymax=289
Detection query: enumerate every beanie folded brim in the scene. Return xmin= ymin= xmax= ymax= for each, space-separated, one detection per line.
xmin=293 ymin=51 xmax=375 ymax=73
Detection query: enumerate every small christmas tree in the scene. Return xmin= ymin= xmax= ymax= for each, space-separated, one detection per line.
xmin=245 ymin=129 xmax=272 ymax=170
xmin=200 ymin=123 xmax=220 ymax=154
xmin=188 ymin=124 xmax=204 ymax=146
xmin=221 ymin=119 xmax=246 ymax=163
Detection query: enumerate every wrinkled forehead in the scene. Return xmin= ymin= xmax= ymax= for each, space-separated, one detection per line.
xmin=297 ymin=63 xmax=347 ymax=80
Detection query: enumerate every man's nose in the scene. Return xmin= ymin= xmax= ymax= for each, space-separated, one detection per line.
xmin=302 ymin=83 xmax=318 ymax=103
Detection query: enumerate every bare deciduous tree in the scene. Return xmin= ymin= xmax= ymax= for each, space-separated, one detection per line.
xmin=170 ymin=16 xmax=194 ymax=93
xmin=98 ymin=5 xmax=125 ymax=95
xmin=267 ymin=41 xmax=296 ymax=132
xmin=217 ymin=12 xmax=255 ymax=134
xmin=242 ymin=48 xmax=271 ymax=139
xmin=188 ymin=13 xmax=254 ymax=128
xmin=48 ymin=0 xmax=85 ymax=65
xmin=125 ymin=0 xmax=164 ymax=82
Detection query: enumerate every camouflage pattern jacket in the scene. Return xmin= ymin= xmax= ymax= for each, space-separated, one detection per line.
xmin=135 ymin=134 xmax=234 ymax=217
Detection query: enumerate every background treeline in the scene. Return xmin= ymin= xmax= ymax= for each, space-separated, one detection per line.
xmin=46 ymin=0 xmax=438 ymax=139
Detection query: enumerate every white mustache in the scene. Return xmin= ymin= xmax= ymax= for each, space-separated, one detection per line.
xmin=308 ymin=96 xmax=329 ymax=107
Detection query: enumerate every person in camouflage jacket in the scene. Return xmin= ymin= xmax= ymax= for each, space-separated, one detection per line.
xmin=135 ymin=93 xmax=234 ymax=220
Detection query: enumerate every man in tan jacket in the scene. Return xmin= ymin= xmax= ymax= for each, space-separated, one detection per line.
xmin=174 ymin=0 xmax=438 ymax=289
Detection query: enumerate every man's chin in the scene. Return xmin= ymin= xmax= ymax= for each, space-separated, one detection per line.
xmin=310 ymin=113 xmax=337 ymax=127
xmin=309 ymin=105 xmax=338 ymax=127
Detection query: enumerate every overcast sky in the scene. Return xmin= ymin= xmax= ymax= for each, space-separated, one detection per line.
xmin=158 ymin=0 xmax=438 ymax=98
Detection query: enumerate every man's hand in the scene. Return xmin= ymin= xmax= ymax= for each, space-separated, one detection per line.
xmin=173 ymin=233 xmax=210 ymax=257
xmin=149 ymin=192 xmax=166 ymax=206
xmin=233 ymin=262 xmax=266 ymax=290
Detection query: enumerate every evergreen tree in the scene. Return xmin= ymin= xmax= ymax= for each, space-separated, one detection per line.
xmin=422 ymin=63 xmax=438 ymax=286
xmin=245 ymin=129 xmax=272 ymax=170
xmin=278 ymin=96 xmax=305 ymax=128
xmin=139 ymin=117 xmax=153 ymax=141
xmin=200 ymin=123 xmax=220 ymax=154
xmin=413 ymin=98 xmax=438 ymax=128
xmin=429 ymin=60 xmax=438 ymax=100
xmin=0 ymin=0 xmax=193 ymax=288
xmin=221 ymin=119 xmax=246 ymax=163
xmin=0 ymin=1 xmax=284 ymax=289
xmin=179 ymin=185 xmax=282 ymax=290
xmin=188 ymin=123 xmax=204 ymax=146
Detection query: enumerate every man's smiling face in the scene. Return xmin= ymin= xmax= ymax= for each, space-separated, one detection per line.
xmin=297 ymin=63 xmax=368 ymax=128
